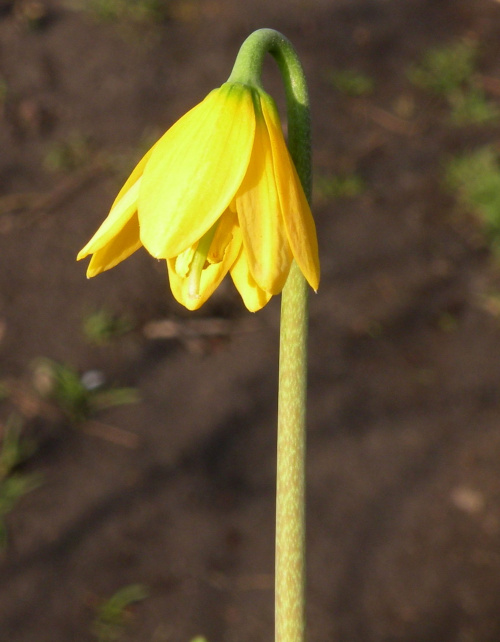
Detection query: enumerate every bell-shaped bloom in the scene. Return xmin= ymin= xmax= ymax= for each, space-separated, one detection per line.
xmin=77 ymin=82 xmax=320 ymax=311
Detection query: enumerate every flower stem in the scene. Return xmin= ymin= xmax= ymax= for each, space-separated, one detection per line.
xmin=276 ymin=260 xmax=308 ymax=642
xmin=231 ymin=29 xmax=311 ymax=642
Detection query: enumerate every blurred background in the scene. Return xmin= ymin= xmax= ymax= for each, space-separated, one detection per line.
xmin=2 ymin=0 xmax=500 ymax=640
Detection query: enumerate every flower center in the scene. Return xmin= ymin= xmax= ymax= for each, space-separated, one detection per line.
xmin=187 ymin=219 xmax=220 ymax=300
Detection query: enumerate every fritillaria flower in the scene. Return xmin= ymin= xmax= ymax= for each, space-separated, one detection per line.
xmin=77 ymin=82 xmax=319 ymax=311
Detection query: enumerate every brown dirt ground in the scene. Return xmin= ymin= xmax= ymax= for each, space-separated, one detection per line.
xmin=2 ymin=0 xmax=500 ymax=640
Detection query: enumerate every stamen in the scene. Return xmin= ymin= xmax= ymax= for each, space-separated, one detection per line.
xmin=187 ymin=219 xmax=220 ymax=299
xmin=175 ymin=245 xmax=196 ymax=278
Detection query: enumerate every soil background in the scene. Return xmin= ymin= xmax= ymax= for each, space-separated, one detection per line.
xmin=2 ymin=0 xmax=500 ymax=640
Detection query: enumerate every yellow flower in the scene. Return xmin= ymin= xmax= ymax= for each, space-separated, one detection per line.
xmin=77 ymin=82 xmax=320 ymax=311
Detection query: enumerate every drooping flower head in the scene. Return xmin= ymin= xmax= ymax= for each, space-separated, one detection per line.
xmin=77 ymin=81 xmax=319 ymax=311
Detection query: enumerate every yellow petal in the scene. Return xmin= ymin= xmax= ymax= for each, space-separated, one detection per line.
xmin=230 ymin=244 xmax=273 ymax=312
xmin=77 ymin=142 xmax=156 ymax=260
xmin=235 ymin=96 xmax=292 ymax=294
xmin=138 ymin=83 xmax=256 ymax=259
xmin=260 ymin=92 xmax=320 ymax=291
xmin=77 ymin=178 xmax=141 ymax=261
xmin=207 ymin=210 xmax=237 ymax=264
xmin=166 ymin=219 xmax=242 ymax=311
xmin=86 ymin=213 xmax=142 ymax=277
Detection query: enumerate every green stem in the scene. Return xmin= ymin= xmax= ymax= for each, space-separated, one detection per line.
xmin=275 ymin=260 xmax=308 ymax=642
xmin=231 ymin=29 xmax=311 ymax=642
